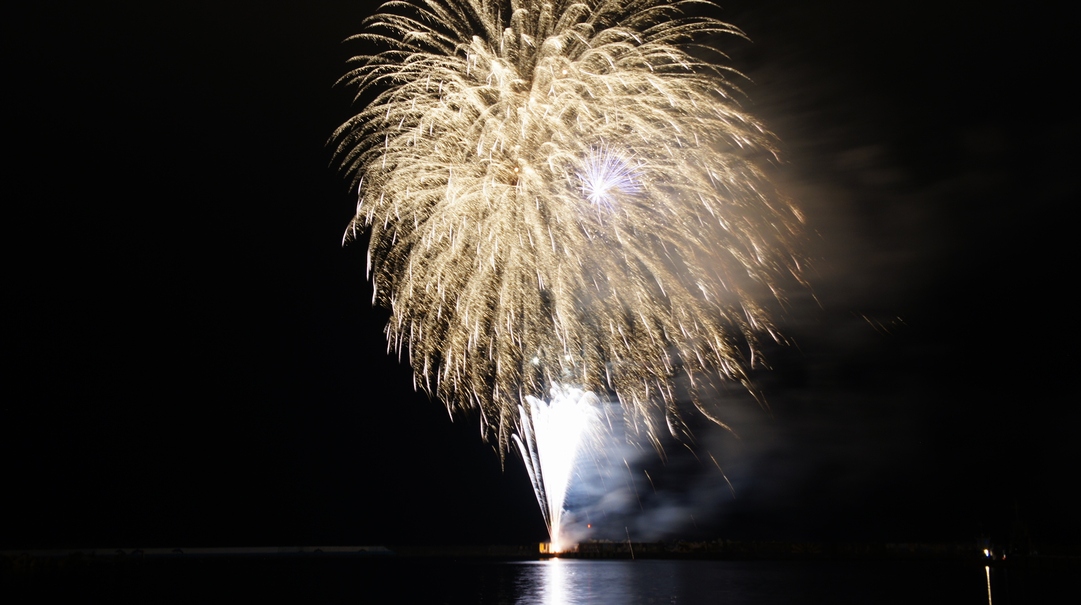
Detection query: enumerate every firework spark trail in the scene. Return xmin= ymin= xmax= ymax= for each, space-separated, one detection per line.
xmin=334 ymin=0 xmax=804 ymax=536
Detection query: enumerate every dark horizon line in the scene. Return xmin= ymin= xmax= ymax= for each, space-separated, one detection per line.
xmin=7 ymin=539 xmax=1075 ymax=559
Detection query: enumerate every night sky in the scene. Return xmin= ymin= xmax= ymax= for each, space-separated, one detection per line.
xmin=5 ymin=1 xmax=1077 ymax=550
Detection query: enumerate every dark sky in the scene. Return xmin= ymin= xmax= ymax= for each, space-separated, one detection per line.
xmin=5 ymin=1 xmax=1077 ymax=549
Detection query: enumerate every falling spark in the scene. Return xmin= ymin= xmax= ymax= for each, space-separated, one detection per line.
xmin=643 ymin=469 xmax=657 ymax=493
xmin=708 ymin=451 xmax=737 ymax=498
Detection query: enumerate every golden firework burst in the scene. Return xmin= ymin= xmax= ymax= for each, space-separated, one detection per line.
xmin=334 ymin=0 xmax=805 ymax=454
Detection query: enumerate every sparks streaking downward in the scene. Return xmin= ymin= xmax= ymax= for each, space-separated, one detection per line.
xmin=334 ymin=0 xmax=805 ymax=542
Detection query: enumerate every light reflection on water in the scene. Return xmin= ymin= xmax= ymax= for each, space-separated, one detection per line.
xmin=512 ymin=559 xmax=663 ymax=604
xmin=499 ymin=559 xmax=1011 ymax=605
xmin=9 ymin=555 xmax=1066 ymax=603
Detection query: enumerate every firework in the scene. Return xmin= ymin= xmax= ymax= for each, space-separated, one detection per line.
xmin=513 ymin=385 xmax=599 ymax=550
xmin=334 ymin=0 xmax=803 ymax=455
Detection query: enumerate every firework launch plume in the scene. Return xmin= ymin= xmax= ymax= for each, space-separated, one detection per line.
xmin=334 ymin=0 xmax=804 ymax=456
xmin=513 ymin=385 xmax=598 ymax=549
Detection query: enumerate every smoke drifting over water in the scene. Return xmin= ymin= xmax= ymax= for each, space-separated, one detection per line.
xmin=551 ymin=384 xmax=762 ymax=544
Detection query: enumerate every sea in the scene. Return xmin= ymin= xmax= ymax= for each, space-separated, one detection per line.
xmin=3 ymin=554 xmax=1072 ymax=603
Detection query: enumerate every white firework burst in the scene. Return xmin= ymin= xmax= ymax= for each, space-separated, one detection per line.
xmin=578 ymin=146 xmax=641 ymax=208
